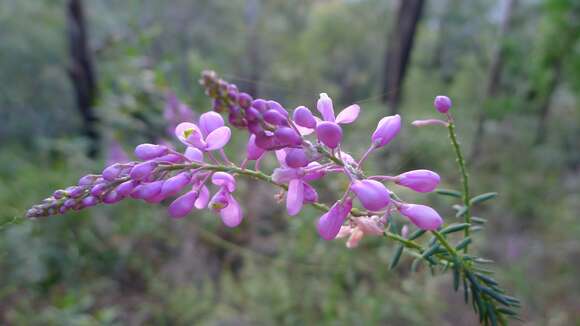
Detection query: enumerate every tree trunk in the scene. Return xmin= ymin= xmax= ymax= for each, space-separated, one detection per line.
xmin=470 ymin=0 xmax=517 ymax=160
xmin=534 ymin=59 xmax=562 ymax=145
xmin=242 ymin=0 xmax=261 ymax=97
xmin=67 ymin=0 xmax=99 ymax=158
xmin=381 ymin=0 xmax=425 ymax=114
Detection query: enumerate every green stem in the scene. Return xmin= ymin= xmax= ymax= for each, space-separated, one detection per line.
xmin=431 ymin=230 xmax=459 ymax=257
xmin=447 ymin=120 xmax=471 ymax=252
xmin=161 ymin=162 xmax=426 ymax=253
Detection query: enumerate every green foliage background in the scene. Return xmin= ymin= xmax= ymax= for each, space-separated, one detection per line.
xmin=0 ymin=0 xmax=579 ymax=324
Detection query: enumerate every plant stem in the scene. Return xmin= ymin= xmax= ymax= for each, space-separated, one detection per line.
xmin=447 ymin=120 xmax=471 ymax=252
xmin=431 ymin=230 xmax=458 ymax=257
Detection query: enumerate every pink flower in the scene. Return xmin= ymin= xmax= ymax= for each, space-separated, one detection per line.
xmin=317 ymin=198 xmax=353 ymax=240
xmin=336 ymin=216 xmax=385 ymax=248
xmin=398 ymin=204 xmax=443 ymax=230
xmin=175 ymin=122 xmax=231 ymax=151
xmin=434 ymin=95 xmax=452 ymax=113
xmin=371 ymin=115 xmax=401 ymax=148
xmin=314 ymin=93 xmax=360 ymax=148
xmin=272 ymin=150 xmax=322 ymax=216
xmin=209 ymin=172 xmax=243 ymax=227
xmin=350 ymin=179 xmax=391 ymax=211
xmin=395 ymin=169 xmax=440 ymax=193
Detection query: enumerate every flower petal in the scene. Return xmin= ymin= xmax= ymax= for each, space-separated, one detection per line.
xmin=287 ymin=179 xmax=304 ymax=216
xmin=335 ymin=104 xmax=360 ymax=124
xmin=316 ymin=93 xmax=335 ymax=121
xmin=220 ymin=194 xmax=243 ymax=227
xmin=205 ymin=126 xmax=231 ymax=151
xmin=199 ymin=111 xmax=224 ymax=136
xmin=194 ymin=185 xmax=210 ymax=209
xmin=212 ymin=172 xmax=236 ymax=192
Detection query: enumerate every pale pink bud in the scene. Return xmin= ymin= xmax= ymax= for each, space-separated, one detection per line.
xmin=135 ymin=144 xmax=169 ymax=160
xmin=411 ymin=119 xmax=448 ymax=127
xmin=434 ymin=95 xmax=452 ymax=113
xmin=371 ymin=115 xmax=401 ymax=148
xmin=316 ymin=121 xmax=342 ymax=148
xmin=350 ymin=179 xmax=390 ymax=211
xmin=399 ymin=204 xmax=443 ymax=231
xmin=395 ymin=169 xmax=440 ymax=193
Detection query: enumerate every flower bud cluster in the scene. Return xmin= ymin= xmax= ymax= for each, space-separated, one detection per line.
xmin=28 ymin=71 xmax=450 ymax=248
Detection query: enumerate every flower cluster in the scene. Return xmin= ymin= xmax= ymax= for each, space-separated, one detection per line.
xmin=28 ymin=71 xmax=444 ymax=247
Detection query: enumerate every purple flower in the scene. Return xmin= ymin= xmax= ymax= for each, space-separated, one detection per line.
xmin=399 ymin=204 xmax=443 ymax=230
xmin=135 ymin=144 xmax=169 ymax=160
xmin=168 ymin=189 xmax=199 ymax=218
xmin=293 ymin=106 xmax=316 ymax=129
xmin=434 ymin=95 xmax=452 ymax=113
xmin=130 ymin=161 xmax=157 ymax=181
xmin=209 ymin=172 xmax=243 ymax=227
xmin=175 ymin=122 xmax=231 ymax=151
xmin=371 ymin=115 xmax=401 ymax=148
xmin=350 ymin=179 xmax=390 ymax=211
xmin=317 ymin=198 xmax=353 ymax=240
xmin=246 ymin=134 xmax=265 ymax=160
xmin=160 ymin=172 xmax=191 ymax=198
xmin=272 ymin=150 xmax=321 ymax=216
xmin=395 ymin=169 xmax=440 ymax=193
xmin=314 ymin=93 xmax=360 ymax=148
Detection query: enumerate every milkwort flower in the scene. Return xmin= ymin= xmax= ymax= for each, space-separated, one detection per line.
xmin=28 ymin=70 xmax=444 ymax=246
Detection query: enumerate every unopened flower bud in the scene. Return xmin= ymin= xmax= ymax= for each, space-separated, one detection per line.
xmin=434 ymin=95 xmax=452 ymax=113
xmin=395 ymin=169 xmax=440 ymax=193
xmin=263 ymin=109 xmax=286 ymax=125
xmin=399 ymin=204 xmax=443 ymax=231
xmin=350 ymin=179 xmax=390 ymax=211
xmin=274 ymin=127 xmax=301 ymax=146
xmin=135 ymin=144 xmax=169 ymax=160
xmin=246 ymin=134 xmax=265 ymax=160
xmin=168 ymin=190 xmax=198 ymax=218
xmin=130 ymin=161 xmax=157 ymax=181
xmin=285 ymin=148 xmax=309 ymax=168
xmin=371 ymin=115 xmax=401 ymax=148
xmin=293 ymin=106 xmax=316 ymax=128
xmin=102 ymin=163 xmax=124 ymax=181
xmin=237 ymin=92 xmax=253 ymax=109
xmin=317 ymin=199 xmax=352 ymax=240
xmin=316 ymin=121 xmax=342 ymax=148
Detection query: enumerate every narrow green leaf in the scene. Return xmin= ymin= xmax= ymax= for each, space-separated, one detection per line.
xmin=472 ymin=216 xmax=487 ymax=224
xmin=455 ymin=237 xmax=472 ymax=250
xmin=481 ymin=287 xmax=510 ymax=306
xmin=496 ymin=307 xmax=517 ymax=316
xmin=411 ymin=258 xmax=421 ymax=273
xmin=421 ymin=244 xmax=440 ymax=259
xmin=441 ymin=223 xmax=471 ymax=235
xmin=469 ymin=192 xmax=498 ymax=206
xmin=463 ymin=276 xmax=469 ymax=303
xmin=455 ymin=206 xmax=468 ymax=218
xmin=470 ymin=226 xmax=484 ymax=232
xmin=389 ymin=245 xmax=404 ymax=270
xmin=453 ymin=266 xmax=460 ymax=291
xmin=408 ymin=229 xmax=426 ymax=240
xmin=476 ymin=272 xmax=499 ymax=286
xmin=435 ymin=188 xmax=462 ymax=198
xmin=471 ymin=285 xmax=485 ymax=321
xmin=487 ymin=302 xmax=498 ymax=326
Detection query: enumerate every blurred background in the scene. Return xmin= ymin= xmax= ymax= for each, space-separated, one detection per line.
xmin=1 ymin=0 xmax=579 ymax=324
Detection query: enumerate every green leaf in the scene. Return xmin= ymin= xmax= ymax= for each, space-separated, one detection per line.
xmin=421 ymin=244 xmax=440 ymax=259
xmin=455 ymin=206 xmax=468 ymax=218
xmin=463 ymin=276 xmax=469 ymax=303
xmin=476 ymin=272 xmax=499 ymax=286
xmin=487 ymin=302 xmax=498 ymax=326
xmin=408 ymin=229 xmax=426 ymax=240
xmin=389 ymin=245 xmax=404 ymax=270
xmin=453 ymin=266 xmax=460 ymax=291
xmin=469 ymin=192 xmax=498 ymax=206
xmin=481 ymin=287 xmax=511 ymax=306
xmin=470 ymin=226 xmax=484 ymax=233
xmin=411 ymin=258 xmax=421 ymax=273
xmin=435 ymin=188 xmax=462 ymax=198
xmin=441 ymin=223 xmax=471 ymax=235
xmin=455 ymin=237 xmax=472 ymax=250
xmin=472 ymin=216 xmax=487 ymax=224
